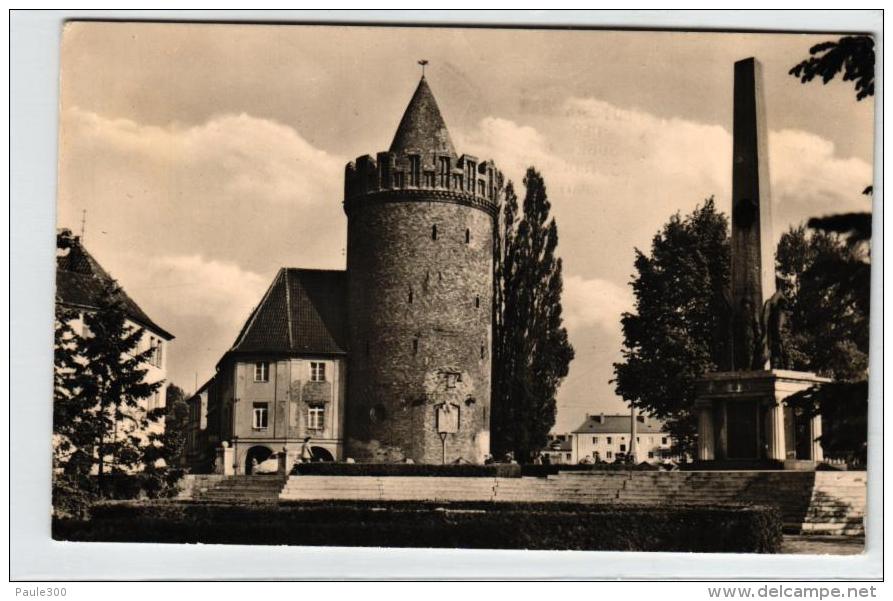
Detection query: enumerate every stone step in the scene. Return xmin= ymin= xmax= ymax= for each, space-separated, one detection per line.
xmin=275 ymin=472 xmax=867 ymax=537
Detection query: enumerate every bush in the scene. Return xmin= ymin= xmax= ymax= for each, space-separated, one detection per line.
xmin=54 ymin=500 xmax=782 ymax=553
xmin=558 ymin=462 xmax=662 ymax=472
xmin=293 ymin=462 xmax=521 ymax=478
xmin=89 ymin=471 xmax=186 ymax=500
xmin=521 ymin=462 xmax=664 ymax=476
xmin=52 ymin=474 xmax=97 ymax=519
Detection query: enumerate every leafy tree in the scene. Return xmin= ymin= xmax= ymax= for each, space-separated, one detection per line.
xmin=612 ymin=198 xmax=729 ymax=454
xmin=776 ymin=226 xmax=869 ymax=380
xmin=787 ymin=35 xmax=873 ymax=464
xmin=789 ymin=35 xmax=875 ymax=101
xmin=777 ymin=226 xmax=869 ymax=463
xmin=614 ymin=203 xmax=870 ymax=460
xmin=141 ymin=384 xmax=191 ymax=495
xmin=492 ymin=168 xmax=574 ymax=461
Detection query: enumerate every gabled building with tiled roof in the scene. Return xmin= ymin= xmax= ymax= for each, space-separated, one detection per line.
xmin=56 ymin=230 xmax=174 ymax=341
xmin=193 ymin=268 xmax=348 ymax=473
xmin=55 ymin=229 xmax=174 ymax=439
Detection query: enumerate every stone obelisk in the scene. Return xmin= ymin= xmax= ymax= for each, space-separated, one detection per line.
xmin=731 ymin=58 xmax=775 ymax=371
xmin=694 ymin=57 xmax=827 ymax=467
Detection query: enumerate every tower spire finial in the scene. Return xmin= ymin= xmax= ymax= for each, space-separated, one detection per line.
xmin=418 ymin=59 xmax=428 ymax=78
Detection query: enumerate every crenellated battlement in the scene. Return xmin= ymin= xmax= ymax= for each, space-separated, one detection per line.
xmin=344 ymin=151 xmax=504 ymax=216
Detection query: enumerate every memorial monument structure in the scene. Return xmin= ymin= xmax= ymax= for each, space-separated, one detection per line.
xmin=694 ymin=58 xmax=827 ymax=467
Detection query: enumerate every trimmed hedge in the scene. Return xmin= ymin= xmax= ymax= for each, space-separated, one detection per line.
xmin=293 ymin=462 xmax=522 ymax=478
xmin=53 ymin=500 xmax=782 ymax=553
xmin=522 ymin=462 xmax=665 ymax=477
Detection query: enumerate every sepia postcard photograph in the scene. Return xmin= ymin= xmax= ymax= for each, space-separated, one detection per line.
xmin=27 ymin=13 xmax=877 ymax=575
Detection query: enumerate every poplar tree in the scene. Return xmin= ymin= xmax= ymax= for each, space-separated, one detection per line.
xmin=492 ymin=168 xmax=574 ymax=461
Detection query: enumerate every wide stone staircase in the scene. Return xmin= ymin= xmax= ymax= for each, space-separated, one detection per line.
xmin=193 ymin=475 xmax=288 ymax=503
xmin=278 ymin=470 xmax=866 ymax=535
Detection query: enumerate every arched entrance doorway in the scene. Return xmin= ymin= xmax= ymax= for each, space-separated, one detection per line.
xmin=244 ymin=445 xmax=273 ymax=474
xmin=311 ymin=446 xmax=335 ymax=462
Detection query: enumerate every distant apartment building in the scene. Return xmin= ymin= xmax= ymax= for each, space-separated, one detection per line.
xmin=572 ymin=413 xmax=672 ymax=464
xmin=542 ymin=412 xmax=674 ymax=464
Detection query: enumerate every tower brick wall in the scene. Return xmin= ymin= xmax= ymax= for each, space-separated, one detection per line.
xmin=343 ymin=76 xmax=503 ymax=463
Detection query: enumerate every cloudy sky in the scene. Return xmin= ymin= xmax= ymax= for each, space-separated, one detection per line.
xmin=57 ymin=22 xmax=875 ymax=433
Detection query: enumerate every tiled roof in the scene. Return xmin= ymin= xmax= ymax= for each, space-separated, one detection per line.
xmin=389 ymin=76 xmax=456 ymax=156
xmin=229 ymin=268 xmax=347 ymax=356
xmin=572 ymin=414 xmax=666 ymax=435
xmin=55 ymin=234 xmax=174 ymax=340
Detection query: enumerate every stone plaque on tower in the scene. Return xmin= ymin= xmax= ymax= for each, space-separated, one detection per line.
xmin=693 ymin=57 xmax=828 ymax=467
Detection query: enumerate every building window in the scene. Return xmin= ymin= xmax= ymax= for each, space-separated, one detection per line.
xmin=412 ymin=338 xmax=419 ymax=355
xmin=566 ymin=453 xmax=571 ymax=460
xmin=474 ymin=295 xmax=480 ymax=308
xmin=445 ymin=372 xmax=458 ymax=389
xmin=648 ymin=452 xmax=655 ymax=459
xmin=607 ymin=437 xmax=613 ymax=445
xmin=432 ymin=224 xmax=438 ymax=240
xmin=408 ymin=288 xmax=413 ymax=304
xmin=439 ymin=156 xmax=450 ymax=187
xmin=155 ymin=340 xmax=163 ymax=367
xmin=380 ymin=159 xmax=390 ymax=188
xmin=636 ymin=436 xmax=640 ymax=443
xmin=662 ymin=437 xmax=668 ymax=445
xmin=308 ymin=406 xmax=325 ymax=430
xmin=310 ymin=362 xmax=326 ymax=382
xmin=592 ymin=437 xmax=598 ymax=444
xmin=606 ymin=451 xmax=613 ymax=459
xmin=465 ymin=229 xmax=471 ymax=244
xmin=620 ymin=444 xmax=626 ymax=452
xmin=480 ymin=344 xmax=485 ymax=360
xmin=254 ymin=362 xmax=269 ymax=382
xmin=252 ymin=403 xmax=269 ymax=430
xmin=409 ymin=155 xmax=421 ymax=187
xmin=478 ymin=180 xmax=485 ymax=195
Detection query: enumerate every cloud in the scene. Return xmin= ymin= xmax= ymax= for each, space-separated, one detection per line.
xmin=562 ymin=275 xmax=633 ymax=334
xmin=58 ymin=108 xmax=347 ymax=277
xmin=90 ymin=250 xmax=272 ymax=387
xmin=136 ymin=254 xmax=269 ymax=328
xmin=457 ymin=97 xmax=873 ymax=427
xmin=57 ymin=109 xmax=349 ymax=387
xmin=65 ymin=108 xmax=340 ymax=206
xmin=458 ymin=97 xmax=872 ymax=283
xmin=768 ymin=128 xmax=873 ymax=225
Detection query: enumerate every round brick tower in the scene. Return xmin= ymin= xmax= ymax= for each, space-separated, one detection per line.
xmin=344 ymin=75 xmax=503 ymax=464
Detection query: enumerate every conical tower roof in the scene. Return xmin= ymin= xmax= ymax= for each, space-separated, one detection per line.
xmin=389 ymin=76 xmax=456 ymax=156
